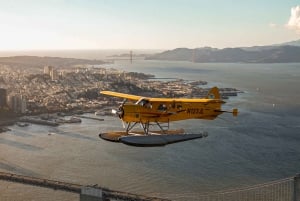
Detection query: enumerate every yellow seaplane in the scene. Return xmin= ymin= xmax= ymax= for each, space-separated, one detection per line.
xmin=99 ymin=87 xmax=238 ymax=146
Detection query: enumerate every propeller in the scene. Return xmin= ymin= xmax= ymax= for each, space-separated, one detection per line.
xmin=111 ymin=107 xmax=124 ymax=117
xmin=111 ymin=98 xmax=128 ymax=128
xmin=111 ymin=107 xmax=126 ymax=128
xmin=111 ymin=98 xmax=126 ymax=117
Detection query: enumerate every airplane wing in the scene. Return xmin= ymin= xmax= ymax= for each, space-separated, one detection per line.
xmin=149 ymin=98 xmax=225 ymax=103
xmin=148 ymin=97 xmax=208 ymax=103
xmin=146 ymin=87 xmax=223 ymax=102
xmin=101 ymin=91 xmax=225 ymax=103
xmin=100 ymin=91 xmax=142 ymax=101
xmin=101 ymin=87 xmax=225 ymax=103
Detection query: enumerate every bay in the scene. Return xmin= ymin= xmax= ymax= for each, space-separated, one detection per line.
xmin=1 ymin=59 xmax=300 ymax=200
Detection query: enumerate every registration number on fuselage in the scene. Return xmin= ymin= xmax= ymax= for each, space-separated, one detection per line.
xmin=186 ymin=108 xmax=204 ymax=114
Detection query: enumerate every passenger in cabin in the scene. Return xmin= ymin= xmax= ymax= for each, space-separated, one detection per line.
xmin=158 ymin=104 xmax=167 ymax=112
xmin=140 ymin=99 xmax=152 ymax=109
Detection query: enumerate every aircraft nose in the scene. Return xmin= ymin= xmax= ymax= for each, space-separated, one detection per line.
xmin=112 ymin=106 xmax=124 ymax=119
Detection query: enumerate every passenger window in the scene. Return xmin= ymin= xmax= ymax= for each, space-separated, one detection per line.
xmin=177 ymin=105 xmax=182 ymax=110
xmin=158 ymin=104 xmax=167 ymax=111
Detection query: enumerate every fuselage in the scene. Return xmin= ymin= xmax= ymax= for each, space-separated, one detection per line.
xmin=121 ymin=99 xmax=225 ymax=123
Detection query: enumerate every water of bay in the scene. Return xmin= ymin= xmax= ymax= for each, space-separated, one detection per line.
xmin=1 ymin=59 xmax=300 ymax=200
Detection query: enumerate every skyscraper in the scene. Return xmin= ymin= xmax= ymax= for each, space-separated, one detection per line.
xmin=44 ymin=66 xmax=54 ymax=75
xmin=7 ymin=94 xmax=27 ymax=114
xmin=0 ymin=88 xmax=7 ymax=108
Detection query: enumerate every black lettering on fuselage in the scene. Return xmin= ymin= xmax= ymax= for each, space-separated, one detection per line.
xmin=186 ymin=108 xmax=204 ymax=115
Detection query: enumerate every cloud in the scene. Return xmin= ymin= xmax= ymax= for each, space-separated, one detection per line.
xmin=269 ymin=23 xmax=278 ymax=28
xmin=287 ymin=5 xmax=300 ymax=33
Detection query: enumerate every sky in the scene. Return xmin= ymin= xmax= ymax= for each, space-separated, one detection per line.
xmin=0 ymin=0 xmax=300 ymax=50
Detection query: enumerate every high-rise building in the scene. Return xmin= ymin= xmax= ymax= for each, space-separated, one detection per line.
xmin=50 ymin=69 xmax=58 ymax=80
xmin=0 ymin=88 xmax=7 ymax=108
xmin=7 ymin=94 xmax=27 ymax=114
xmin=44 ymin=66 xmax=54 ymax=75
xmin=59 ymin=70 xmax=65 ymax=79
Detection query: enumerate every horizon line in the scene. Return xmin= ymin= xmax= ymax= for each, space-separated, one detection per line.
xmin=0 ymin=38 xmax=299 ymax=52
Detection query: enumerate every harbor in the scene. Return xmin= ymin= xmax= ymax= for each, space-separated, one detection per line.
xmin=18 ymin=115 xmax=89 ymax=126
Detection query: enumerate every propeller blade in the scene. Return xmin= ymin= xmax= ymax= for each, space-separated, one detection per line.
xmin=121 ymin=98 xmax=127 ymax=106
xmin=122 ymin=120 xmax=126 ymax=128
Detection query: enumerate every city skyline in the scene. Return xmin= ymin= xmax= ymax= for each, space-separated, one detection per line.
xmin=0 ymin=0 xmax=300 ymax=50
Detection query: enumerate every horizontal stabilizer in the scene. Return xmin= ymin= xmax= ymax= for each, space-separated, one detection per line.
xmin=215 ymin=108 xmax=238 ymax=116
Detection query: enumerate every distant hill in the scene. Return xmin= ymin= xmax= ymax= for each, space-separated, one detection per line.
xmin=0 ymin=56 xmax=106 ymax=68
xmin=146 ymin=45 xmax=300 ymax=63
xmin=273 ymin=39 xmax=300 ymax=47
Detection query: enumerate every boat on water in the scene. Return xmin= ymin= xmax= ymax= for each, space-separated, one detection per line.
xmin=0 ymin=127 xmax=11 ymax=133
xmin=16 ymin=122 xmax=30 ymax=127
xmin=95 ymin=111 xmax=105 ymax=116
xmin=68 ymin=116 xmax=82 ymax=123
xmin=55 ymin=116 xmax=82 ymax=123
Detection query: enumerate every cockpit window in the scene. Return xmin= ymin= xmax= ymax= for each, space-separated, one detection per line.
xmin=208 ymin=94 xmax=215 ymax=99
xmin=136 ymin=98 xmax=152 ymax=108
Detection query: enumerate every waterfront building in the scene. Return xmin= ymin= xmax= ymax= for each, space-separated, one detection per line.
xmin=0 ymin=88 xmax=7 ymax=108
xmin=7 ymin=94 xmax=27 ymax=114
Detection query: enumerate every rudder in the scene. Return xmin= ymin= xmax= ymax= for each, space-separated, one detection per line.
xmin=206 ymin=87 xmax=221 ymax=99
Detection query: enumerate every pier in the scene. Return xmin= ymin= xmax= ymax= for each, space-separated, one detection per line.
xmin=19 ymin=117 xmax=59 ymax=126
xmin=75 ymin=115 xmax=104 ymax=121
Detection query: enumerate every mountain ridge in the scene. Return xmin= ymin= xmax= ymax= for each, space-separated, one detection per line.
xmin=146 ymin=41 xmax=300 ymax=63
xmin=0 ymin=56 xmax=106 ymax=68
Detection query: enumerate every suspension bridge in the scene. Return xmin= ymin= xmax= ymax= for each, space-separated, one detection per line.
xmin=0 ymin=171 xmax=299 ymax=201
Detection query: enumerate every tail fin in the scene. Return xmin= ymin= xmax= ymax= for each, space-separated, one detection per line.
xmin=206 ymin=87 xmax=221 ymax=99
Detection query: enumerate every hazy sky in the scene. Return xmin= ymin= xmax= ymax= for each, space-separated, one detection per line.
xmin=0 ymin=0 xmax=300 ymax=50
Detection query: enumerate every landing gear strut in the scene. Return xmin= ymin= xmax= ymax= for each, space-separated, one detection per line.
xmin=124 ymin=121 xmax=170 ymax=135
